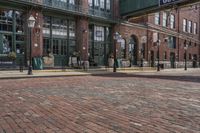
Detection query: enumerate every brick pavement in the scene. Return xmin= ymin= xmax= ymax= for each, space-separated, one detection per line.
xmin=0 ymin=70 xmax=200 ymax=133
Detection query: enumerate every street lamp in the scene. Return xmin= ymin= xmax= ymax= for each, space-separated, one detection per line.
xmin=27 ymin=15 xmax=36 ymax=75
xmin=157 ymin=40 xmax=161 ymax=71
xmin=184 ymin=40 xmax=188 ymax=71
xmin=113 ymin=32 xmax=121 ymax=72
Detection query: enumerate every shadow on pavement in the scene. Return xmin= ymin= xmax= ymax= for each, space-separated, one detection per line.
xmin=92 ymin=73 xmax=200 ymax=83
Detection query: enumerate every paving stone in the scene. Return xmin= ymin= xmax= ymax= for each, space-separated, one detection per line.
xmin=0 ymin=70 xmax=200 ymax=133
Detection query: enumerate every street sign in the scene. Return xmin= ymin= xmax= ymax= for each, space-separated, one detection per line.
xmin=159 ymin=0 xmax=182 ymax=6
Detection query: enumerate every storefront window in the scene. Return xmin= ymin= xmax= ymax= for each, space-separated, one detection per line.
xmin=0 ymin=10 xmax=13 ymax=32
xmin=53 ymin=39 xmax=59 ymax=55
xmin=43 ymin=16 xmax=51 ymax=35
xmin=69 ymin=39 xmax=76 ymax=56
xmin=2 ymin=35 xmax=12 ymax=54
xmin=94 ymin=26 xmax=104 ymax=41
xmin=43 ymin=16 xmax=76 ymax=57
xmin=69 ymin=20 xmax=75 ymax=38
xmin=52 ymin=18 xmax=67 ymax=37
xmin=120 ymin=39 xmax=126 ymax=59
xmin=43 ymin=38 xmax=50 ymax=55
xmin=0 ymin=9 xmax=24 ymax=56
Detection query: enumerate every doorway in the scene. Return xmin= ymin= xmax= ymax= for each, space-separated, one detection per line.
xmin=89 ymin=42 xmax=105 ymax=66
xmin=150 ymin=51 xmax=155 ymax=67
xmin=129 ymin=35 xmax=138 ymax=66
xmin=52 ymin=38 xmax=68 ymax=66
xmin=170 ymin=52 xmax=175 ymax=68
xmin=193 ymin=54 xmax=197 ymax=68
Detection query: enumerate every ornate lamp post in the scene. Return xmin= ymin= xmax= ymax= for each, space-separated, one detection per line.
xmin=113 ymin=32 xmax=121 ymax=72
xmin=157 ymin=40 xmax=161 ymax=71
xmin=27 ymin=15 xmax=36 ymax=75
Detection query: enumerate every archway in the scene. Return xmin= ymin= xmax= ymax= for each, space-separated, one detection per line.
xmin=129 ymin=35 xmax=138 ymax=66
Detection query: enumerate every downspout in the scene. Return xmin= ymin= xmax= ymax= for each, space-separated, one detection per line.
xmin=177 ymin=8 xmax=180 ymax=64
xmin=199 ymin=4 xmax=200 ymax=67
xmin=146 ymin=15 xmax=149 ymax=66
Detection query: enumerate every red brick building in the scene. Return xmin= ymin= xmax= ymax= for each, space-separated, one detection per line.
xmin=0 ymin=0 xmax=199 ymax=69
xmin=116 ymin=4 xmax=200 ymax=68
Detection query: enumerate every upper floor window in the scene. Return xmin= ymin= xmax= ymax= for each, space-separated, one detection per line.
xmin=170 ymin=14 xmax=175 ymax=29
xmin=69 ymin=0 xmax=74 ymax=4
xmin=194 ymin=22 xmax=197 ymax=34
xmin=163 ymin=12 xmax=167 ymax=27
xmin=60 ymin=0 xmax=67 ymax=2
xmin=90 ymin=0 xmax=111 ymax=11
xmin=94 ymin=0 xmax=100 ymax=7
xmin=183 ymin=19 xmax=187 ymax=32
xmin=88 ymin=0 xmax=93 ymax=7
xmin=188 ymin=21 xmax=192 ymax=33
xmin=100 ymin=0 xmax=105 ymax=9
xmin=54 ymin=0 xmax=74 ymax=4
xmin=155 ymin=12 xmax=160 ymax=25
xmin=106 ymin=0 xmax=111 ymax=10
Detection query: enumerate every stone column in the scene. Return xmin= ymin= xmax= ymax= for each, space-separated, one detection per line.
xmin=76 ymin=0 xmax=89 ymax=61
xmin=25 ymin=10 xmax=43 ymax=58
xmin=76 ymin=17 xmax=89 ymax=61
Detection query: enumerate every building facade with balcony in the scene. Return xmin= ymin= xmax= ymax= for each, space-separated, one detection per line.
xmin=0 ymin=0 xmax=116 ymax=69
xmin=0 ymin=0 xmax=199 ymax=69
xmin=116 ymin=4 xmax=200 ymax=69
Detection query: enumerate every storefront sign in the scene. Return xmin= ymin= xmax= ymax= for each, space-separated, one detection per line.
xmin=0 ymin=55 xmax=15 ymax=66
xmin=159 ymin=0 xmax=182 ymax=6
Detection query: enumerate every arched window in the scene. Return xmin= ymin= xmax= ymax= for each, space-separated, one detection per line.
xmin=120 ymin=39 xmax=126 ymax=59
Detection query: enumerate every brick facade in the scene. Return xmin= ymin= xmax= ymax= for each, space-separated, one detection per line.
xmin=114 ymin=5 xmax=200 ymax=68
xmin=0 ymin=0 xmax=199 ymax=69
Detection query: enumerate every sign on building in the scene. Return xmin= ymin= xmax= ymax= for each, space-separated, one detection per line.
xmin=159 ymin=0 xmax=182 ymax=6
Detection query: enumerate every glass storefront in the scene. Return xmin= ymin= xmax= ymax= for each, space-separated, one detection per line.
xmin=89 ymin=24 xmax=111 ymax=66
xmin=0 ymin=9 xmax=24 ymax=66
xmin=43 ymin=15 xmax=76 ymax=66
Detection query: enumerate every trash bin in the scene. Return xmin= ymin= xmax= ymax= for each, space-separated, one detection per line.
xmin=33 ymin=57 xmax=43 ymax=70
xmin=160 ymin=64 xmax=164 ymax=69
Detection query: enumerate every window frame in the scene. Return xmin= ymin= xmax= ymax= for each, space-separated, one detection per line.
xmin=155 ymin=12 xmax=160 ymax=25
xmin=188 ymin=20 xmax=192 ymax=33
xmin=170 ymin=14 xmax=175 ymax=29
xmin=163 ymin=12 xmax=167 ymax=27
xmin=183 ymin=19 xmax=187 ymax=32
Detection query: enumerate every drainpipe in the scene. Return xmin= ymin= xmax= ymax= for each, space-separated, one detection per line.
xmin=177 ymin=8 xmax=180 ymax=65
xmin=199 ymin=4 xmax=200 ymax=67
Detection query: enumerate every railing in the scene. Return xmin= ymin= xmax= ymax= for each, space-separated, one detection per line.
xmin=11 ymin=0 xmax=112 ymax=20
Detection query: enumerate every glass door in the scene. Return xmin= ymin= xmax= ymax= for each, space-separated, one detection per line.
xmin=94 ymin=42 xmax=104 ymax=66
xmin=53 ymin=38 xmax=68 ymax=66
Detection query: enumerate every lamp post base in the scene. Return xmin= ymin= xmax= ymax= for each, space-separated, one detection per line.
xmin=28 ymin=66 xmax=33 ymax=75
xmin=157 ymin=64 xmax=160 ymax=71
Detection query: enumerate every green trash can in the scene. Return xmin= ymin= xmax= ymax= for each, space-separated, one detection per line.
xmin=33 ymin=57 xmax=43 ymax=70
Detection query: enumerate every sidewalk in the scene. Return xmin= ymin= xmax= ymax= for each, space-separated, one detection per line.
xmin=0 ymin=69 xmax=111 ymax=79
xmin=0 ymin=67 xmax=199 ymax=79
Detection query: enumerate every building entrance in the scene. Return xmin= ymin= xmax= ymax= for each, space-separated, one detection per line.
xmin=170 ymin=52 xmax=175 ymax=68
xmin=93 ymin=43 xmax=104 ymax=66
xmin=129 ymin=35 xmax=138 ymax=66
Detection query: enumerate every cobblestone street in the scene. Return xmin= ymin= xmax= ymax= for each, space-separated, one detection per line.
xmin=0 ymin=70 xmax=200 ymax=133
